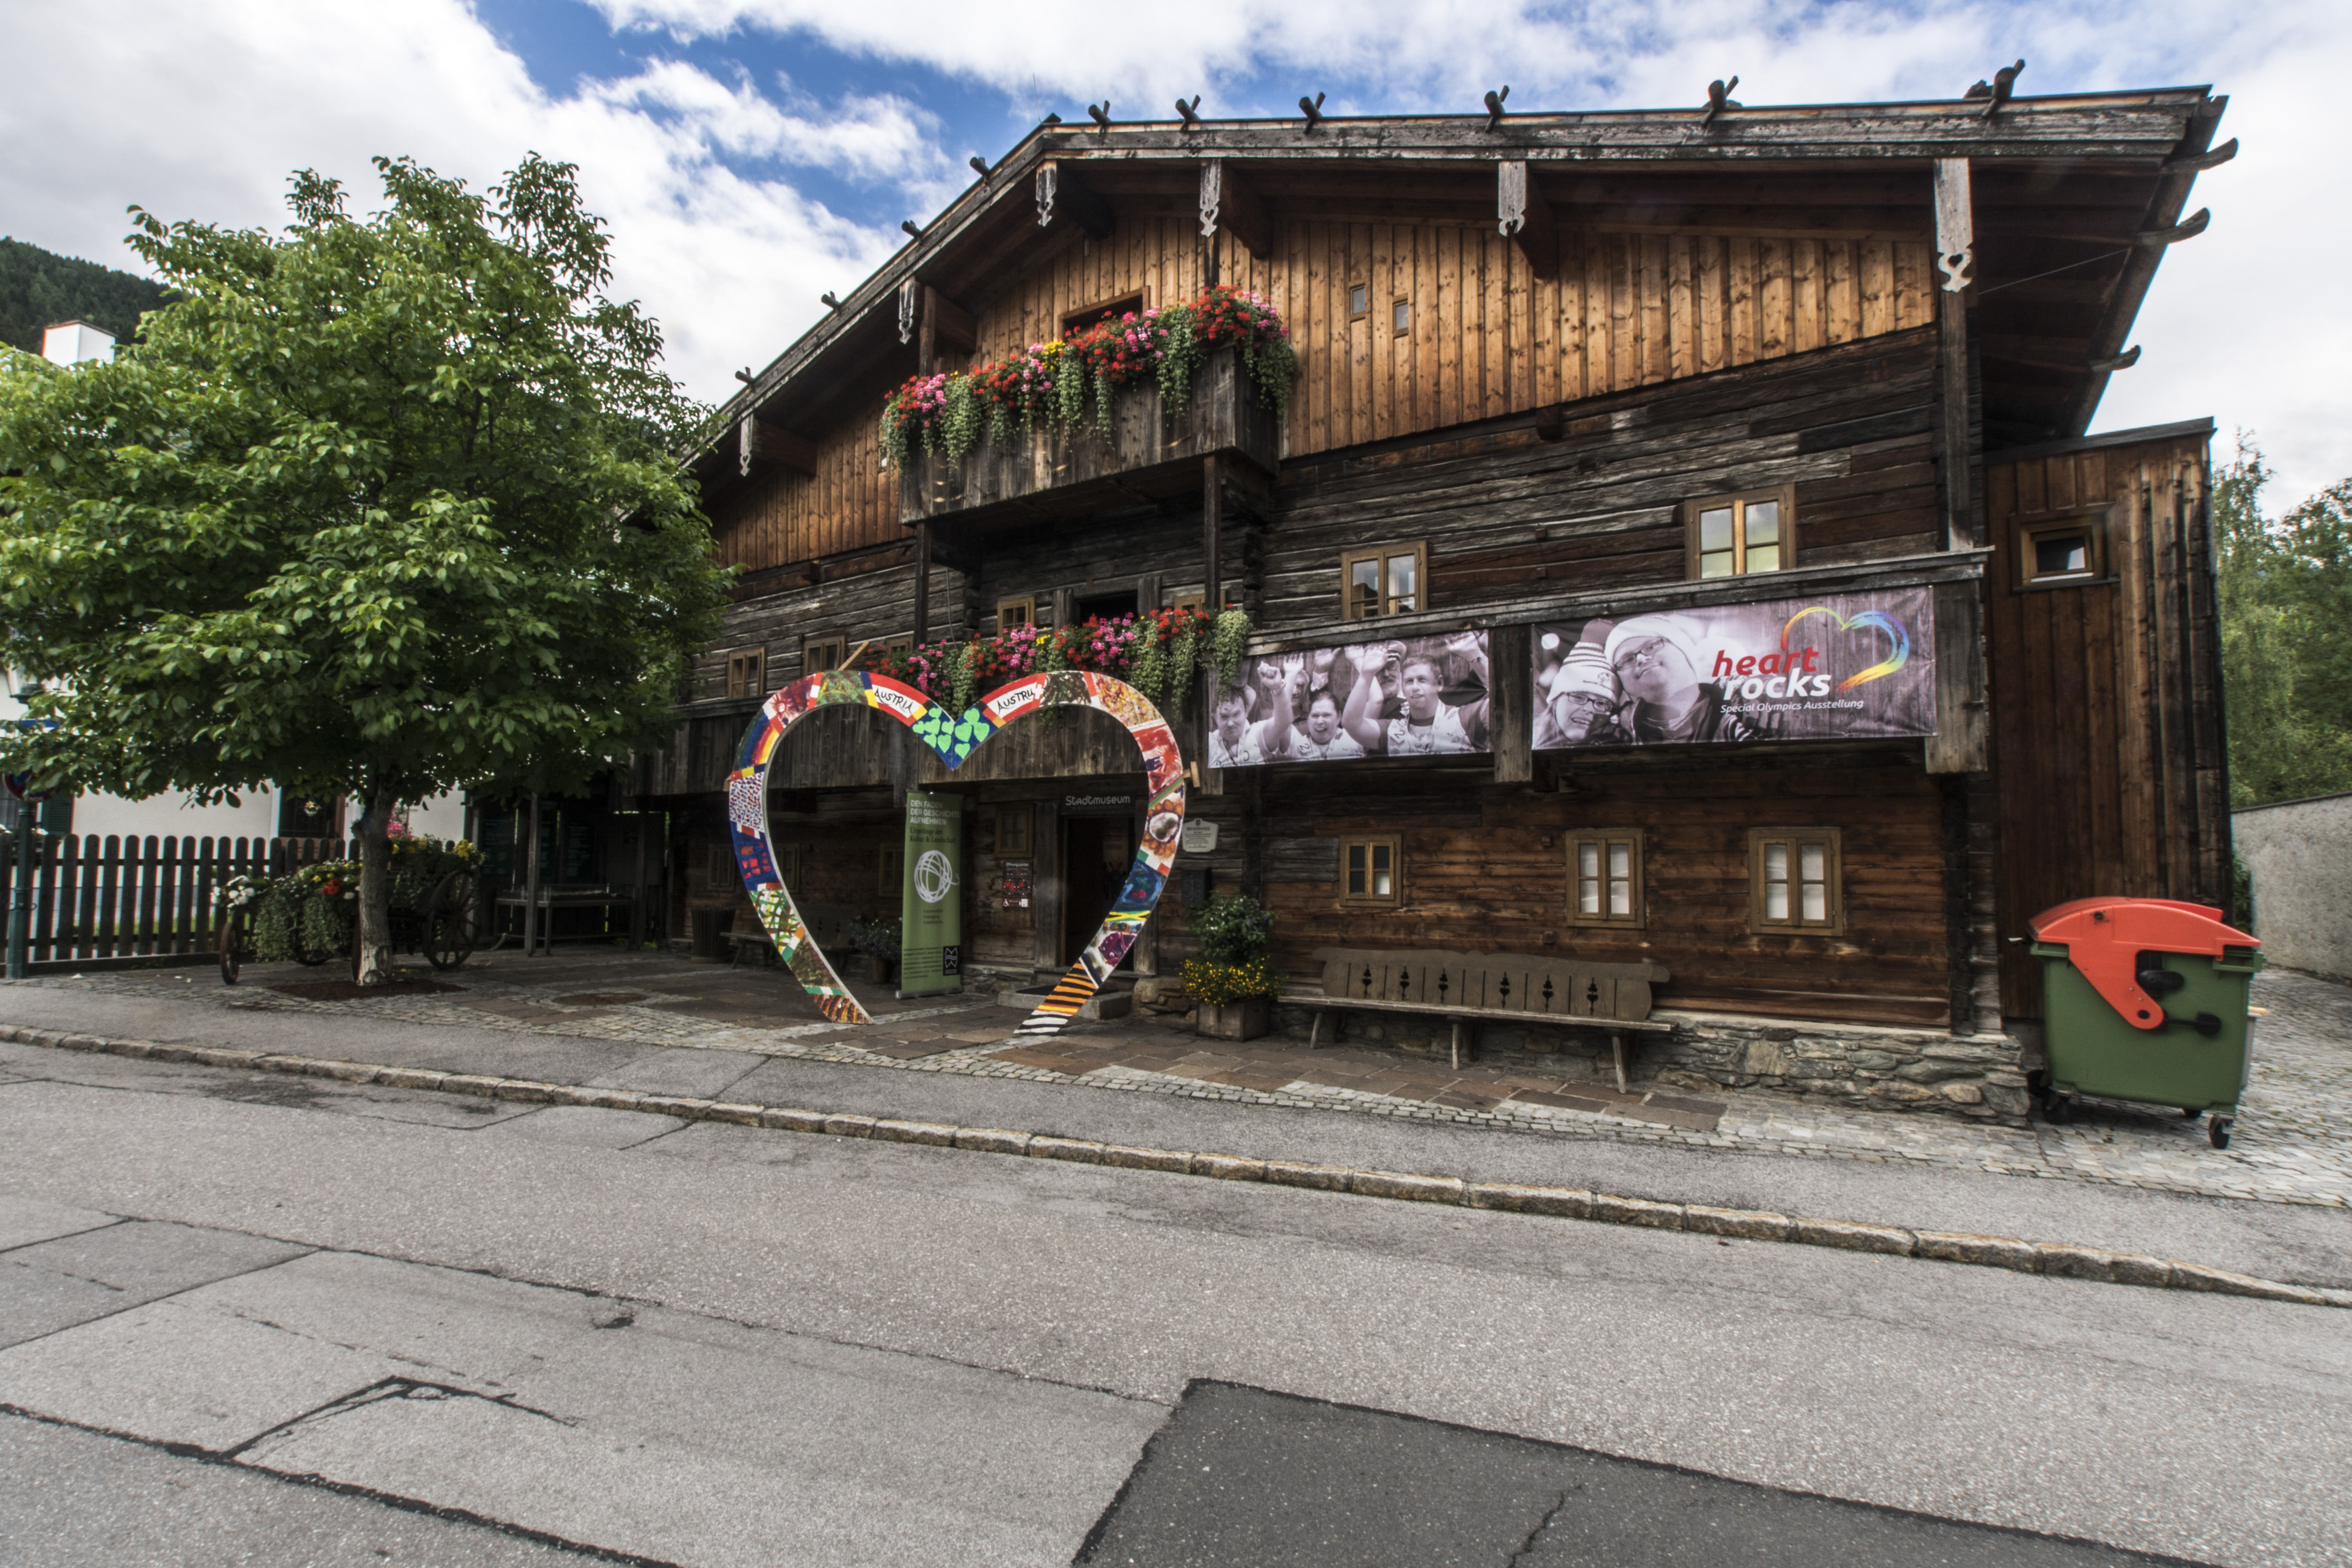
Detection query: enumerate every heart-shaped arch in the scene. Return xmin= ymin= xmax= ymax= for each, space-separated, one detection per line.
xmin=729 ymin=668 xmax=1186 ymax=1035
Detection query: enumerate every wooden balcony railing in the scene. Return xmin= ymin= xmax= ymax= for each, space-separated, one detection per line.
xmin=897 ymin=345 xmax=1281 ymax=527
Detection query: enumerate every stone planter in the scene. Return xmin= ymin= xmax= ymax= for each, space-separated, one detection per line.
xmin=1197 ymin=997 xmax=1272 ymax=1042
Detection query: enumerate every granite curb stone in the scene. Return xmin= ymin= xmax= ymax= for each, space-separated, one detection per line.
xmin=2 ymin=1022 xmax=2345 ymax=1311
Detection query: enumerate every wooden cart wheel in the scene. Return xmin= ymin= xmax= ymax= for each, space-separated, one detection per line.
xmin=423 ymin=871 xmax=480 ymax=971
xmin=218 ymin=909 xmax=245 ymax=986
xmin=292 ymin=913 xmax=338 ymax=967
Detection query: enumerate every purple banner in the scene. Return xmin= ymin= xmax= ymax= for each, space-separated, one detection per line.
xmin=1532 ymin=589 xmax=1936 ymax=750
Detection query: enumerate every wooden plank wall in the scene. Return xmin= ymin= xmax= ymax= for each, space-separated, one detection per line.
xmin=1983 ymin=431 xmax=2223 ymax=1016
xmin=706 ymin=413 xmax=893 ymax=575
xmin=1278 ymin=227 xmax=1935 ymax=459
xmin=1257 ymin=755 xmax=1952 ymax=1028
xmin=969 ymin=219 xmax=1933 ymax=464
xmin=973 ymin=216 xmax=1235 ymax=361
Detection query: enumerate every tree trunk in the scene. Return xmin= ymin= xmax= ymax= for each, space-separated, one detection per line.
xmin=353 ymin=784 xmax=399 ymax=985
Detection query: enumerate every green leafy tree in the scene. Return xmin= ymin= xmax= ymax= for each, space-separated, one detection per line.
xmin=2215 ymin=439 xmax=2352 ymax=804
xmin=0 ymin=156 xmax=728 ymax=982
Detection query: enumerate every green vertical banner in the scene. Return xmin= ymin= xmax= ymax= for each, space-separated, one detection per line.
xmin=899 ymin=791 xmax=962 ymax=996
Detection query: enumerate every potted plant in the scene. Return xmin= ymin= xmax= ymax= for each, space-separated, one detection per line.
xmin=1181 ymin=893 xmax=1281 ymax=1040
xmin=848 ymin=915 xmax=901 ymax=984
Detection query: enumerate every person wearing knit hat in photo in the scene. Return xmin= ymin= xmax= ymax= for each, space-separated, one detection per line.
xmin=1534 ymin=621 xmax=1631 ymax=749
xmin=1604 ymin=611 xmax=1763 ymax=745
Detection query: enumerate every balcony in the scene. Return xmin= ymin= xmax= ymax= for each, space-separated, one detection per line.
xmin=897 ymin=345 xmax=1281 ymax=528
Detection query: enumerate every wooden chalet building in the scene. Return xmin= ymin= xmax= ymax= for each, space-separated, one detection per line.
xmin=641 ymin=81 xmax=2235 ymax=1123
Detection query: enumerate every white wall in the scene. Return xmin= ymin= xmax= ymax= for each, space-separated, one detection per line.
xmin=2234 ymin=792 xmax=2352 ymax=982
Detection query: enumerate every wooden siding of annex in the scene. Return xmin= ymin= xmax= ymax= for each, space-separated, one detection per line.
xmin=1984 ymin=432 xmax=2227 ymax=1017
xmin=706 ymin=218 xmax=1939 ymax=577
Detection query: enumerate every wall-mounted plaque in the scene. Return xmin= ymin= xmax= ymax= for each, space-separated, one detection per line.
xmin=1180 ymin=820 xmax=1220 ymax=854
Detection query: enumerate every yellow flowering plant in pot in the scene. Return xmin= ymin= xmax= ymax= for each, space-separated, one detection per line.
xmin=1181 ymin=894 xmax=1280 ymax=1041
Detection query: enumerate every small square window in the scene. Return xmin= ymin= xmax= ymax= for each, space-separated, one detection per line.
xmin=801 ymin=637 xmax=844 ymax=677
xmin=1061 ymin=293 xmax=1144 ymax=338
xmin=1348 ymin=283 xmax=1369 ymax=319
xmin=996 ymin=597 xmax=1035 ymax=632
xmin=1566 ymin=830 xmax=1644 ymax=928
xmin=1392 ymin=298 xmax=1411 ymax=335
xmin=996 ymin=805 xmax=1031 ymax=857
xmin=1687 ymin=489 xmax=1795 ymax=580
xmin=2018 ymin=514 xmax=2108 ymax=590
xmin=725 ymin=647 xmax=766 ymax=701
xmin=1339 ymin=835 xmax=1402 ymax=906
xmin=1340 ymin=542 xmax=1428 ymax=620
xmin=1749 ymin=828 xmax=1843 ymax=935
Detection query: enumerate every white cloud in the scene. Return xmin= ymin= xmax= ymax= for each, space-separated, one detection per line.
xmin=4 ymin=0 xmax=2348 ymax=500
xmin=0 ymin=0 xmax=899 ymax=403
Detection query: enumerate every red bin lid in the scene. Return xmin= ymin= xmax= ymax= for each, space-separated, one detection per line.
xmin=2029 ymin=898 xmax=2258 ymax=1031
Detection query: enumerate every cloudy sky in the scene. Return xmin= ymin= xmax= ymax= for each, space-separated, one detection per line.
xmin=5 ymin=0 xmax=2347 ymax=506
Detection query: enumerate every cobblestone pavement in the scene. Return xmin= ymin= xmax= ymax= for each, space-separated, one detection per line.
xmin=20 ymin=955 xmax=2352 ymax=1209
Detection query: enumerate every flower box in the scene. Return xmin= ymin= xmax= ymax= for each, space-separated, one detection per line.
xmin=1197 ymin=998 xmax=1273 ymax=1042
xmin=896 ymin=343 xmax=1283 ymax=527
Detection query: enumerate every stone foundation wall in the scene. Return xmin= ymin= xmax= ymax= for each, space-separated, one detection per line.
xmin=1268 ymin=1002 xmax=2031 ymax=1127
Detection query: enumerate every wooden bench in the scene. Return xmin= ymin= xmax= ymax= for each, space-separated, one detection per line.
xmin=728 ymin=902 xmax=861 ymax=968
xmin=1290 ymin=947 xmax=1673 ymax=1089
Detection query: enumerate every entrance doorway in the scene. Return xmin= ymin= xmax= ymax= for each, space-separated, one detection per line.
xmin=1062 ymin=813 xmax=1136 ymax=967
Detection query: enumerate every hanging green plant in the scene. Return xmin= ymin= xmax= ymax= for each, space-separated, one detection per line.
xmin=1210 ymin=608 xmax=1251 ymax=692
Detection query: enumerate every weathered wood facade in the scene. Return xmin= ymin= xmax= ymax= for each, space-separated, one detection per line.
xmin=645 ymin=85 xmax=2234 ymax=1123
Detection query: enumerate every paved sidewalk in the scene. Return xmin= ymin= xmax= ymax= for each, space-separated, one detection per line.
xmin=13 ymin=952 xmax=2350 ymax=1211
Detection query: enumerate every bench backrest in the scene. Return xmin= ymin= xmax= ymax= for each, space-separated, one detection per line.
xmin=800 ymin=903 xmax=862 ymax=952
xmin=1311 ymin=947 xmax=1669 ymax=1023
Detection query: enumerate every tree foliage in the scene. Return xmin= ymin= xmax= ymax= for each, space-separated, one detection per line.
xmin=2216 ymin=439 xmax=2352 ymax=804
xmin=0 ymin=155 xmax=729 ymax=980
xmin=0 ymin=235 xmax=170 ymax=354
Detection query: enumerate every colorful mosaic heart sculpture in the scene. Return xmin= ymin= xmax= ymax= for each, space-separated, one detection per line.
xmin=729 ymin=669 xmax=1186 ymax=1035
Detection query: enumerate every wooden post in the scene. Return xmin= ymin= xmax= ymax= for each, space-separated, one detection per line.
xmin=913 ymin=521 xmax=932 ymax=646
xmin=523 ymin=793 xmax=542 ymax=957
xmin=1033 ymin=793 xmax=1062 ymax=980
xmin=1933 ymin=158 xmax=1976 ymax=551
xmin=1202 ymin=454 xmax=1223 ymax=613
xmin=1488 ymin=624 xmax=1532 ymax=784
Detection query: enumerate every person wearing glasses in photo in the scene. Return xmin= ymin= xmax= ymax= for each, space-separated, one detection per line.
xmin=1604 ymin=612 xmax=1766 ymax=745
xmin=1534 ymin=622 xmax=1632 ymax=749
xmin=1341 ymin=633 xmax=1490 ymax=755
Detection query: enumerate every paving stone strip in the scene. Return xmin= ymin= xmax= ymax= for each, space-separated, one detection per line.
xmin=5 ymin=1022 xmax=2344 ymax=1312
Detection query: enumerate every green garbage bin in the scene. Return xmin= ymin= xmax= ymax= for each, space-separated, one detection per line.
xmin=2028 ymin=898 xmax=2263 ymax=1148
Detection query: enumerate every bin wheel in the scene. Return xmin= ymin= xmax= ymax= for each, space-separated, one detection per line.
xmin=2209 ymin=1116 xmax=2232 ymax=1151
xmin=2044 ymin=1093 xmax=2072 ymax=1125
xmin=2180 ymin=1107 xmax=2201 ymax=1120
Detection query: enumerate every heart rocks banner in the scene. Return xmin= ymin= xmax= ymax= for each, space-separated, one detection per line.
xmin=1531 ymin=588 xmax=1936 ymax=751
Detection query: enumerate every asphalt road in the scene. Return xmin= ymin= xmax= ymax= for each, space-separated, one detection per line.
xmin=3 ymin=982 xmax=2345 ymax=1291
xmin=2 ymin=1038 xmax=2347 ymax=1566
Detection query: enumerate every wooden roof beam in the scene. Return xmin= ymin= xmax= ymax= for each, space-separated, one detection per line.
xmin=1197 ymin=160 xmax=1272 ymax=258
xmin=739 ymin=416 xmax=820 ymax=478
xmin=1035 ymin=160 xmax=1115 ymax=240
xmin=1498 ymin=160 xmax=1558 ymax=276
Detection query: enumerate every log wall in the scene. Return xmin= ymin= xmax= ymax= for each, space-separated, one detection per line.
xmin=1263 ymin=327 xmax=1942 ymax=629
xmin=1258 ymin=753 xmax=1953 ymax=1028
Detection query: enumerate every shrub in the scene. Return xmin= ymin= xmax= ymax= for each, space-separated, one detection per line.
xmin=1189 ymin=893 xmax=1274 ymax=965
